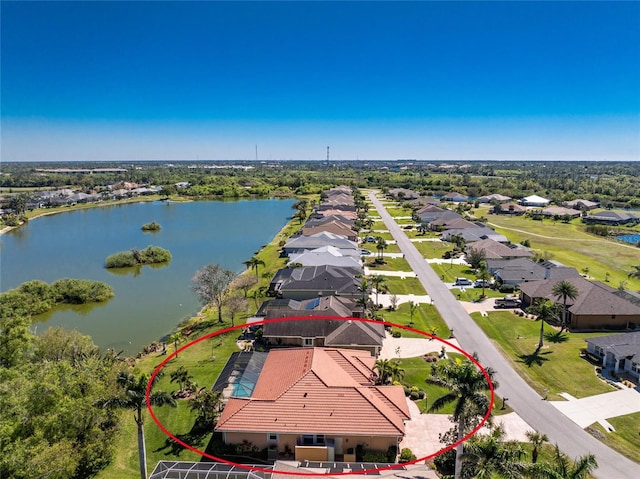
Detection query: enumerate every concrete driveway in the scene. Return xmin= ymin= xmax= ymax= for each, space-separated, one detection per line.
xmin=551 ymin=388 xmax=640 ymax=429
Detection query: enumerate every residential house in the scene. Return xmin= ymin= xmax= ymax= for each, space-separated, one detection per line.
xmin=442 ymin=192 xmax=469 ymax=203
xmin=478 ymin=193 xmax=512 ymax=204
xmin=416 ymin=206 xmax=462 ymax=225
xmin=257 ymin=296 xmax=362 ymax=319
xmin=518 ymin=195 xmax=551 ymax=207
xmin=492 ymin=203 xmax=527 ymax=215
xmin=214 ymin=348 xmax=410 ymax=462
xmin=388 ymin=188 xmax=420 ymax=200
xmin=486 ymin=258 xmax=580 ymax=287
xmin=429 ymin=216 xmax=476 ymax=231
xmin=260 ymin=315 xmax=384 ymax=356
xmin=288 ymin=246 xmax=362 ymax=269
xmin=283 ymin=232 xmax=358 ymax=256
xmin=519 ymin=277 xmax=640 ymax=330
xmin=583 ymin=211 xmax=639 ymax=226
xmin=300 ymin=223 xmax=358 ymax=242
xmin=267 ymin=265 xmax=362 ymax=300
xmin=442 ymin=226 xmax=509 ymax=244
xmin=312 ymin=209 xmax=358 ymax=220
xmin=565 ymin=199 xmax=599 ymax=210
xmin=585 ymin=332 xmax=640 ymax=380
xmin=539 ymin=206 xmax=582 ymax=219
xmin=466 ymin=238 xmax=533 ymax=260
xmin=304 ymin=215 xmax=356 ymax=229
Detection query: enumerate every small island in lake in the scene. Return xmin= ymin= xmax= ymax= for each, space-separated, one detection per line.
xmin=141 ymin=221 xmax=161 ymax=232
xmin=105 ymin=245 xmax=172 ymax=268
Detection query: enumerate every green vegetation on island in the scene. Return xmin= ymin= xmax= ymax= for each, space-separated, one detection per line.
xmin=141 ymin=221 xmax=161 ymax=232
xmin=105 ymin=246 xmax=172 ymax=268
xmin=0 ymin=278 xmax=114 ymax=319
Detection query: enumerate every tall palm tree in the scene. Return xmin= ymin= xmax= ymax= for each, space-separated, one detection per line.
xmin=427 ymin=357 xmax=497 ymax=479
xmin=529 ymin=445 xmax=597 ymax=478
xmin=97 ymin=372 xmax=176 ymax=479
xmin=369 ymin=275 xmax=387 ymax=306
xmin=357 ymin=276 xmax=371 ymax=311
xmin=475 ymin=263 xmax=492 ymax=297
xmin=408 ymin=300 xmax=418 ymax=326
xmin=551 ymin=280 xmax=579 ymax=331
xmin=169 ymin=365 xmax=192 ymax=394
xmin=525 ymin=430 xmax=548 ymax=464
xmin=243 ymin=256 xmax=266 ymax=280
xmin=375 ymin=236 xmax=387 ymax=261
xmin=529 ymin=300 xmax=560 ymax=351
xmin=373 ymin=358 xmax=403 ymax=384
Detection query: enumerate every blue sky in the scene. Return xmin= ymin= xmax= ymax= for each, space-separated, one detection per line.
xmin=2 ymin=1 xmax=639 ymax=162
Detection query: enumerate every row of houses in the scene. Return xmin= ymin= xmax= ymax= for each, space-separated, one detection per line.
xmin=214 ymin=187 xmax=408 ymax=462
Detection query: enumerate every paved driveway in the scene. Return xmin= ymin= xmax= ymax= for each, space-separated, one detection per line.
xmin=551 ymin=388 xmax=640 ymax=429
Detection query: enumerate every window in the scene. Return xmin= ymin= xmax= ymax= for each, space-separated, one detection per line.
xmin=303 ymin=338 xmax=313 ymax=347
xmin=267 ymin=433 xmax=278 ymax=442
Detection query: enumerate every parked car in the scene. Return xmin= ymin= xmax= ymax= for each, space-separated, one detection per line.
xmin=454 ymin=277 xmax=473 ymax=286
xmin=360 ymin=249 xmax=372 ymax=256
xmin=474 ymin=280 xmax=492 ymax=288
xmin=365 ymin=236 xmax=376 ymax=243
xmin=494 ymin=296 xmax=522 ymax=308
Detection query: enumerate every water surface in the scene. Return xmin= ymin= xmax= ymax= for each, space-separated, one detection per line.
xmin=1 ymin=199 xmax=294 ymax=354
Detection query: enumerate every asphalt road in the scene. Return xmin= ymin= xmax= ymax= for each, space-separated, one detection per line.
xmin=368 ymin=192 xmax=640 ymax=478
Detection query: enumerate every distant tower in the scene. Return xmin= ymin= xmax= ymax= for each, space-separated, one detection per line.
xmin=326 ymin=146 xmax=330 ymax=165
xmin=255 ymin=144 xmax=258 ymax=162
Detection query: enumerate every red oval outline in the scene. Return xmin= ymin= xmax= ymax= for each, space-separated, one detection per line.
xmin=147 ymin=316 xmax=495 ymax=476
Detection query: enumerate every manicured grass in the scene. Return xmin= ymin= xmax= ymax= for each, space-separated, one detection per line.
xmin=486 ymin=214 xmax=640 ymax=291
xmin=413 ymin=239 xmax=452 ymax=259
xmin=385 ymin=207 xmax=413 ymax=217
xmin=381 ymin=301 xmax=450 ymax=339
xmin=588 ymin=412 xmax=640 ymax=464
xmin=383 ymin=276 xmax=426 ymax=295
xmin=430 ymin=263 xmax=475 ymax=283
xmin=472 ymin=312 xmax=616 ymax=400
xmin=365 ymin=257 xmax=412 ymax=272
xmin=363 ymin=231 xmax=394 ymax=241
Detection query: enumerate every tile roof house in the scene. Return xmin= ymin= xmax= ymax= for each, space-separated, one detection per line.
xmin=442 ymin=192 xmax=469 ymax=202
xmin=585 ymin=332 xmax=640 ymax=380
xmin=288 ymin=246 xmax=362 ymax=269
xmin=565 ymin=199 xmax=599 ymax=210
xmin=267 ymin=265 xmax=362 ymax=300
xmin=486 ymin=258 xmax=580 ymax=287
xmin=539 ymin=206 xmax=582 ymax=219
xmin=387 ymin=188 xmax=420 ymax=200
xmin=256 ymin=296 xmax=362 ymax=319
xmin=519 ymin=277 xmax=640 ymax=330
xmin=442 ymin=226 xmax=509 ymax=244
xmin=466 ymin=238 xmax=533 ymax=260
xmin=304 ymin=215 xmax=356 ymax=229
xmin=492 ymin=202 xmax=527 ymax=215
xmin=312 ymin=209 xmax=358 ymax=220
xmin=583 ymin=211 xmax=639 ymax=226
xmin=300 ymin=223 xmax=358 ymax=242
xmin=260 ymin=316 xmax=384 ymax=355
xmin=214 ymin=348 xmax=410 ymax=462
xmin=283 ymin=232 xmax=358 ymax=256
xmin=429 ymin=216 xmax=476 ymax=231
xmin=478 ymin=193 xmax=512 ymax=203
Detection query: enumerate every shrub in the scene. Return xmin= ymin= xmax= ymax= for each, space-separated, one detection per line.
xmin=51 ymin=279 xmax=114 ymax=304
xmin=362 ymin=450 xmax=388 ymax=463
xmin=392 ymin=330 xmax=402 ymax=338
xmin=498 ymin=284 xmax=515 ymax=293
xmin=105 ymin=245 xmax=172 ymax=268
xmin=400 ymin=448 xmax=417 ymax=462
xmin=386 ymin=445 xmax=398 ymax=462
xmin=410 ymin=391 xmax=420 ymax=400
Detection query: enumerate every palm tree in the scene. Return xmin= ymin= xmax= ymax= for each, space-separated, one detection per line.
xmin=462 ymin=423 xmax=525 ymax=479
xmin=529 ymin=300 xmax=560 ymax=351
xmin=525 ymin=430 xmax=548 ymax=464
xmin=357 ymin=276 xmax=371 ymax=311
xmin=170 ymin=365 xmax=193 ymax=394
xmin=97 ymin=372 xmax=176 ymax=479
xmin=529 ymin=445 xmax=597 ymax=478
xmin=189 ymin=387 xmax=223 ymax=430
xmin=551 ymin=280 xmax=579 ymax=331
xmin=373 ymin=358 xmax=403 ymax=384
xmin=243 ymin=256 xmax=266 ymax=280
xmin=427 ymin=357 xmax=497 ymax=479
xmin=476 ymin=263 xmax=492 ymax=297
xmin=375 ymin=236 xmax=387 ymax=261
xmin=369 ymin=275 xmax=387 ymax=306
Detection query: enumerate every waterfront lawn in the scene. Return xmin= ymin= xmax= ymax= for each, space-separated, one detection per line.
xmin=588 ymin=412 xmax=640 ymax=464
xmin=487 ymin=214 xmax=640 ymax=291
xmin=471 ymin=312 xmax=616 ymax=400
xmin=383 ymin=276 xmax=426 ymax=295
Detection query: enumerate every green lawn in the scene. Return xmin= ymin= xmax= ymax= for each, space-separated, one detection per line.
xmin=365 ymin=257 xmax=412 ymax=272
xmin=487 ymin=214 xmax=640 ymax=291
xmin=413 ymin=240 xmax=452 ymax=259
xmin=472 ymin=312 xmax=616 ymax=400
xmin=430 ymin=263 xmax=475 ymax=283
xmin=381 ymin=301 xmax=450 ymax=339
xmin=385 ymin=207 xmax=413 ymax=217
xmin=588 ymin=412 xmax=640 ymax=464
xmin=383 ymin=276 xmax=426 ymax=295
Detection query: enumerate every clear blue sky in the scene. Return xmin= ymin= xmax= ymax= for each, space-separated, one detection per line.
xmin=2 ymin=1 xmax=639 ymax=162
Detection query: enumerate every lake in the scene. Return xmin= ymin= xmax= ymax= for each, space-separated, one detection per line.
xmin=0 ymin=199 xmax=294 ymax=354
xmin=617 ymin=233 xmax=640 ymax=245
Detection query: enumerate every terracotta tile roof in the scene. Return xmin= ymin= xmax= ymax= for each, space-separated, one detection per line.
xmin=215 ymin=348 xmax=408 ymax=436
